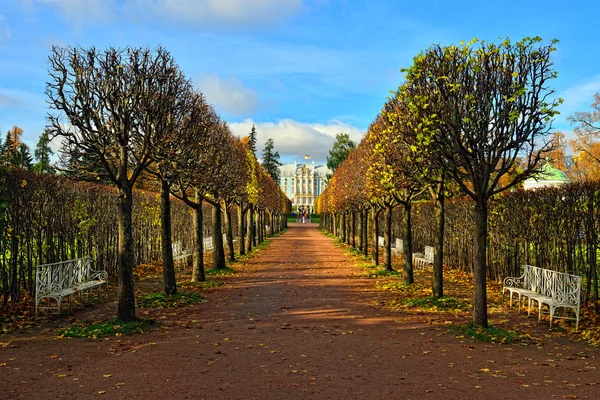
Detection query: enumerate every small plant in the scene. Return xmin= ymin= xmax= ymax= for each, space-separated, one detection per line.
xmin=365 ymin=268 xmax=400 ymax=278
xmin=450 ymin=322 xmax=525 ymax=344
xmin=136 ymin=292 xmax=204 ymax=308
xmin=177 ymin=279 xmax=224 ymax=290
xmin=59 ymin=318 xmax=154 ymax=339
xmin=405 ymin=296 xmax=470 ymax=311
xmin=206 ymin=267 xmax=237 ymax=276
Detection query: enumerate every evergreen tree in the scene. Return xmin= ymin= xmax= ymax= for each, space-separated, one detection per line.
xmin=261 ymin=137 xmax=282 ymax=182
xmin=326 ymin=133 xmax=356 ymax=180
xmin=248 ymin=124 xmax=257 ymax=156
xmin=34 ymin=128 xmax=55 ymax=174
xmin=0 ymin=126 xmax=23 ymax=167
xmin=16 ymin=143 xmax=33 ymax=170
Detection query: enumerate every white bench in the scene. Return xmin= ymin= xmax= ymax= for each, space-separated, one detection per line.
xmin=413 ymin=246 xmax=434 ymax=269
xmin=172 ymin=241 xmax=192 ymax=262
xmin=393 ymin=239 xmax=404 ymax=254
xmin=35 ymin=257 xmax=108 ymax=316
xmin=503 ymin=265 xmax=581 ymax=331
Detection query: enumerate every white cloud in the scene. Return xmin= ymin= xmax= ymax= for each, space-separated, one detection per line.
xmin=197 ymin=74 xmax=259 ymax=117
xmin=21 ymin=0 xmax=303 ymax=27
xmin=557 ymin=75 xmax=600 ymax=121
xmin=0 ymin=15 xmax=10 ymax=41
xmin=20 ymin=0 xmax=114 ymax=22
xmin=229 ymin=118 xmax=364 ymax=164
xmin=129 ymin=0 xmax=304 ymax=26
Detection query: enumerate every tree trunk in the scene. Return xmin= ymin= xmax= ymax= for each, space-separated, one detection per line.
xmin=225 ymin=202 xmax=235 ymax=262
xmin=212 ymin=203 xmax=226 ymax=269
xmin=247 ymin=207 xmax=254 ymax=252
xmin=341 ymin=213 xmax=347 ymax=243
xmin=357 ymin=209 xmax=363 ymax=251
xmin=238 ymin=204 xmax=246 ymax=256
xmin=401 ymin=203 xmax=414 ymax=284
xmin=432 ymin=186 xmax=445 ymax=298
xmin=352 ymin=211 xmax=356 ymax=248
xmin=362 ymin=209 xmax=368 ymax=257
xmin=160 ymin=179 xmax=177 ymax=295
xmin=383 ymin=204 xmax=393 ymax=271
xmin=191 ymin=191 xmax=205 ymax=282
xmin=117 ymin=184 xmax=136 ymax=322
xmin=473 ymin=197 xmax=488 ymax=328
xmin=372 ymin=208 xmax=379 ymax=266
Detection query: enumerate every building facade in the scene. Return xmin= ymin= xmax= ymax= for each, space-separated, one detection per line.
xmin=279 ymin=161 xmax=331 ymax=211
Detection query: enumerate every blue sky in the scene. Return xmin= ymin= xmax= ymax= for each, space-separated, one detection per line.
xmin=1 ymin=0 xmax=599 ymax=165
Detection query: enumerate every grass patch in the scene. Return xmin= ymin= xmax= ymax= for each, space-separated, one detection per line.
xmin=177 ymin=279 xmax=224 ymax=290
xmin=450 ymin=322 xmax=526 ymax=344
xmin=206 ymin=267 xmax=237 ymax=276
xmin=365 ymin=268 xmax=401 ymax=278
xmin=136 ymin=291 xmax=204 ymax=308
xmin=404 ymin=296 xmax=470 ymax=311
xmin=59 ymin=318 xmax=154 ymax=339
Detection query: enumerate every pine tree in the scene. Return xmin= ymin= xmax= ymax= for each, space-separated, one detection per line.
xmin=326 ymin=133 xmax=355 ymax=180
xmin=0 ymin=126 xmax=24 ymax=167
xmin=248 ymin=125 xmax=257 ymax=156
xmin=261 ymin=137 xmax=282 ymax=182
xmin=33 ymin=128 xmax=55 ymax=174
xmin=16 ymin=143 xmax=33 ymax=170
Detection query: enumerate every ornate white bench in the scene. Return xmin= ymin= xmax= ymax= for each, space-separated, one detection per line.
xmin=172 ymin=241 xmax=192 ymax=262
xmin=413 ymin=246 xmax=434 ymax=269
xmin=503 ymin=265 xmax=581 ymax=331
xmin=35 ymin=257 xmax=108 ymax=316
xmin=393 ymin=239 xmax=404 ymax=254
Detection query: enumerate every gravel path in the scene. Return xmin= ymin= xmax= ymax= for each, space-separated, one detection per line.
xmin=1 ymin=222 xmax=598 ymax=399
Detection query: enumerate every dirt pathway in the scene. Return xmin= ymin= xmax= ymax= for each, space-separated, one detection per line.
xmin=1 ymin=223 xmax=599 ymax=399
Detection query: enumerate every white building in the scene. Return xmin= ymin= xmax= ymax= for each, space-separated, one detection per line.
xmin=279 ymin=161 xmax=331 ymax=211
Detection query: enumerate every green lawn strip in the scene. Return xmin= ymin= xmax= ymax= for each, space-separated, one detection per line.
xmin=176 ymin=279 xmax=223 ymax=290
xmin=449 ymin=322 xmax=528 ymax=344
xmin=136 ymin=291 xmax=204 ymax=308
xmin=59 ymin=318 xmax=154 ymax=339
xmin=205 ymin=267 xmax=237 ymax=276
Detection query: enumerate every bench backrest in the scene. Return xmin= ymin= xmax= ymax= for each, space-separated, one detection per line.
xmin=36 ymin=257 xmax=91 ymax=295
xmin=172 ymin=241 xmax=183 ymax=256
xmin=203 ymin=236 xmax=213 ymax=249
xmin=424 ymin=246 xmax=434 ymax=261
xmin=395 ymin=239 xmax=404 ymax=252
xmin=378 ymin=236 xmax=384 ymax=247
xmin=522 ymin=265 xmax=580 ymax=306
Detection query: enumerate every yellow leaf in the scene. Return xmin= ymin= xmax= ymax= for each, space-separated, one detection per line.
xmin=103 ymin=374 xmax=112 ymax=378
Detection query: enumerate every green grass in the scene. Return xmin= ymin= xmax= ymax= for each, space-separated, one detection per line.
xmin=365 ymin=268 xmax=401 ymax=278
xmin=136 ymin=291 xmax=204 ymax=308
xmin=206 ymin=267 xmax=237 ymax=276
xmin=404 ymin=295 xmax=470 ymax=311
xmin=450 ymin=322 xmax=526 ymax=344
xmin=59 ymin=318 xmax=154 ymax=339
xmin=177 ymin=279 xmax=224 ymax=289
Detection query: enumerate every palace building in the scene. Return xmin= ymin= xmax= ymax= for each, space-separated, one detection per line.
xmin=278 ymin=161 xmax=331 ymax=211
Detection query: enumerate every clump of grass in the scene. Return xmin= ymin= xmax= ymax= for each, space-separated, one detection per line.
xmin=365 ymin=268 xmax=401 ymax=278
xmin=177 ymin=279 xmax=223 ymax=290
xmin=450 ymin=322 xmax=525 ymax=344
xmin=206 ymin=267 xmax=237 ymax=276
xmin=136 ymin=291 xmax=204 ymax=308
xmin=59 ymin=318 xmax=154 ymax=339
xmin=404 ymin=296 xmax=470 ymax=311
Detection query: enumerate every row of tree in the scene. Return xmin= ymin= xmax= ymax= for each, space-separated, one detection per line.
xmin=317 ymin=37 xmax=562 ymax=328
xmin=3 ymin=45 xmax=292 ymax=321
xmin=0 ymin=126 xmax=54 ymax=173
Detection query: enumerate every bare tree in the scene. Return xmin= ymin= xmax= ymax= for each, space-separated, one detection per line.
xmin=46 ymin=46 xmax=186 ymax=321
xmin=402 ymin=37 xmax=561 ymax=327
